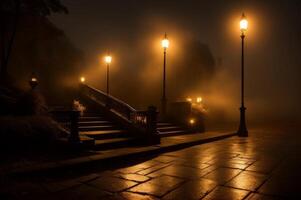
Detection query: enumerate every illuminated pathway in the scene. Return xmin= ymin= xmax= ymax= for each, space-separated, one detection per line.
xmin=1 ymin=126 xmax=300 ymax=199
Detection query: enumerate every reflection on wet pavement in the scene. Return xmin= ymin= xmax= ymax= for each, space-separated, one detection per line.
xmin=1 ymin=128 xmax=301 ymax=199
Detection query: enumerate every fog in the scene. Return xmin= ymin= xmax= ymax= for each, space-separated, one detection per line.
xmin=48 ymin=0 xmax=301 ymax=128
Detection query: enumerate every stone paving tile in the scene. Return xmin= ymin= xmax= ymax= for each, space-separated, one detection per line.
xmin=74 ymin=173 xmax=100 ymax=183
xmin=226 ymin=171 xmax=268 ymax=191
xmin=42 ymin=179 xmax=82 ymax=193
xmin=44 ymin=184 xmax=111 ymax=200
xmin=172 ymin=160 xmax=211 ymax=170
xmin=246 ymin=160 xmax=281 ymax=174
xmin=114 ymin=173 xmax=151 ymax=183
xmin=137 ymin=163 xmax=171 ymax=175
xmin=87 ymin=176 xmax=138 ymax=193
xmin=219 ymin=162 xmax=251 ymax=170
xmin=128 ymin=175 xmax=184 ymax=197
xmin=205 ymin=157 xmax=253 ymax=165
xmin=0 ymin=181 xmax=47 ymax=200
xmin=175 ymin=155 xmax=214 ymax=163
xmin=117 ymin=160 xmax=160 ymax=174
xmin=147 ymin=164 xmax=217 ymax=179
xmin=120 ymin=191 xmax=159 ymax=200
xmin=201 ymin=186 xmax=249 ymax=200
xmin=146 ymin=164 xmax=207 ymax=179
xmin=162 ymin=178 xmax=218 ymax=200
xmin=258 ymin=173 xmax=301 ymax=198
xmin=203 ymin=167 xmax=242 ymax=184
xmin=152 ymin=155 xmax=177 ymax=163
xmin=245 ymin=192 xmax=280 ymax=200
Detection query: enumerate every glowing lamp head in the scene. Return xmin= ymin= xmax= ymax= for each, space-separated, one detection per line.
xmin=161 ymin=33 xmax=169 ymax=49
xmin=29 ymin=73 xmax=38 ymax=89
xmin=80 ymin=76 xmax=85 ymax=83
xmin=105 ymin=55 xmax=112 ymax=64
xmin=196 ymin=97 xmax=203 ymax=103
xmin=189 ymin=118 xmax=195 ymax=125
xmin=186 ymin=97 xmax=192 ymax=102
xmin=240 ymin=13 xmax=248 ymax=33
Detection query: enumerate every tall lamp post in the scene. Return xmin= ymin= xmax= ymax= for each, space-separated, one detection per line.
xmin=238 ymin=13 xmax=248 ymax=137
xmin=161 ymin=33 xmax=169 ymax=116
xmin=104 ymin=55 xmax=112 ymax=95
xmin=105 ymin=55 xmax=112 ymax=106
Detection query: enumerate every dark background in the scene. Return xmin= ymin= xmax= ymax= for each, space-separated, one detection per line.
xmin=22 ymin=0 xmax=301 ymax=128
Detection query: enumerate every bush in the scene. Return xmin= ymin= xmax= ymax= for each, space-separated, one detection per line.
xmin=15 ymin=91 xmax=48 ymax=115
xmin=0 ymin=116 xmax=67 ymax=152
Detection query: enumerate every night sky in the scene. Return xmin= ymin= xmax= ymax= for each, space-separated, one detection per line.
xmin=51 ymin=0 xmax=301 ymax=125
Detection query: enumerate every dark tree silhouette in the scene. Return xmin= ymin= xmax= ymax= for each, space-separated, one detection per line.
xmin=0 ymin=0 xmax=68 ymax=78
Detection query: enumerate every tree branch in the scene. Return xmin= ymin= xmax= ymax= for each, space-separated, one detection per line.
xmin=1 ymin=0 xmax=20 ymax=76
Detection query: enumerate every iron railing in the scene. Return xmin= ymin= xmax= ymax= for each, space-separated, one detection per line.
xmin=80 ymin=84 xmax=159 ymax=142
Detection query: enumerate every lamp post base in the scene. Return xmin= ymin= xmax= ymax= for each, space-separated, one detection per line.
xmin=237 ymin=107 xmax=248 ymax=137
xmin=161 ymin=98 xmax=167 ymax=119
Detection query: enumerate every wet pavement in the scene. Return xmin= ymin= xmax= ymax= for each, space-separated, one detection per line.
xmin=1 ymin=126 xmax=300 ymax=199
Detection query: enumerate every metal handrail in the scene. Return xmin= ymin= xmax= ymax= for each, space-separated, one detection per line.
xmin=81 ymin=84 xmax=136 ymax=120
xmin=79 ymin=83 xmax=160 ymax=143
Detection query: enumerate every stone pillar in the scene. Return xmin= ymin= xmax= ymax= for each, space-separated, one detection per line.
xmin=147 ymin=106 xmax=160 ymax=143
xmin=69 ymin=110 xmax=80 ymax=143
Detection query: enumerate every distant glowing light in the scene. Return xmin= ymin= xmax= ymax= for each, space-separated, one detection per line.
xmin=196 ymin=97 xmax=203 ymax=103
xmin=29 ymin=73 xmax=38 ymax=89
xmin=189 ymin=118 xmax=195 ymax=125
xmin=240 ymin=13 xmax=248 ymax=33
xmin=80 ymin=76 xmax=85 ymax=83
xmin=161 ymin=33 xmax=169 ymax=49
xmin=186 ymin=97 xmax=192 ymax=102
xmin=105 ymin=55 xmax=112 ymax=64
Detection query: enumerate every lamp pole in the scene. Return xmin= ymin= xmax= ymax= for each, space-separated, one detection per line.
xmin=105 ymin=55 xmax=112 ymax=106
xmin=161 ymin=33 xmax=169 ymax=116
xmin=106 ymin=62 xmax=110 ymax=95
xmin=238 ymin=13 xmax=248 ymax=137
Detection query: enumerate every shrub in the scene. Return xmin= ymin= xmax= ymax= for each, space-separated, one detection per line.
xmin=0 ymin=116 xmax=67 ymax=152
xmin=15 ymin=91 xmax=48 ymax=115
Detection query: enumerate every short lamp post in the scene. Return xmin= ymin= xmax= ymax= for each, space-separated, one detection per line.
xmin=161 ymin=33 xmax=169 ymax=116
xmin=29 ymin=73 xmax=38 ymax=90
xmin=237 ymin=13 xmax=248 ymax=137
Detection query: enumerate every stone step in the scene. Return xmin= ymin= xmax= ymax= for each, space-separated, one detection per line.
xmin=83 ymin=113 xmax=104 ymax=117
xmin=159 ymin=130 xmax=193 ymax=137
xmin=79 ymin=116 xmax=105 ymax=122
xmin=94 ymin=138 xmax=135 ymax=150
xmin=81 ymin=130 xmax=126 ymax=139
xmin=79 ymin=121 xmax=112 ymax=126
xmin=157 ymin=122 xmax=174 ymax=127
xmin=79 ymin=125 xmax=117 ymax=131
xmin=158 ymin=126 xmax=183 ymax=132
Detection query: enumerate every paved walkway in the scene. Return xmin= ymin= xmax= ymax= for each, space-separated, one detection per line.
xmin=1 ymin=131 xmax=235 ymax=175
xmin=1 ymin=126 xmax=300 ymax=199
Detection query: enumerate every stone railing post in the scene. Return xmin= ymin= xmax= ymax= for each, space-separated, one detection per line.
xmin=69 ymin=110 xmax=80 ymax=143
xmin=147 ymin=106 xmax=160 ymax=143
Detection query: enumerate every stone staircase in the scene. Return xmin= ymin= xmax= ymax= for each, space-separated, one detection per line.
xmin=79 ymin=112 xmax=135 ymax=150
xmin=157 ymin=122 xmax=193 ymax=137
xmin=78 ymin=114 xmax=195 ymax=149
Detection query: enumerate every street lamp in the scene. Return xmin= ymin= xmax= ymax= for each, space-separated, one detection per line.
xmin=161 ymin=33 xmax=169 ymax=116
xmin=104 ymin=55 xmax=112 ymax=96
xmin=80 ymin=76 xmax=85 ymax=83
xmin=237 ymin=13 xmax=248 ymax=137
xmin=29 ymin=73 xmax=38 ymax=90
